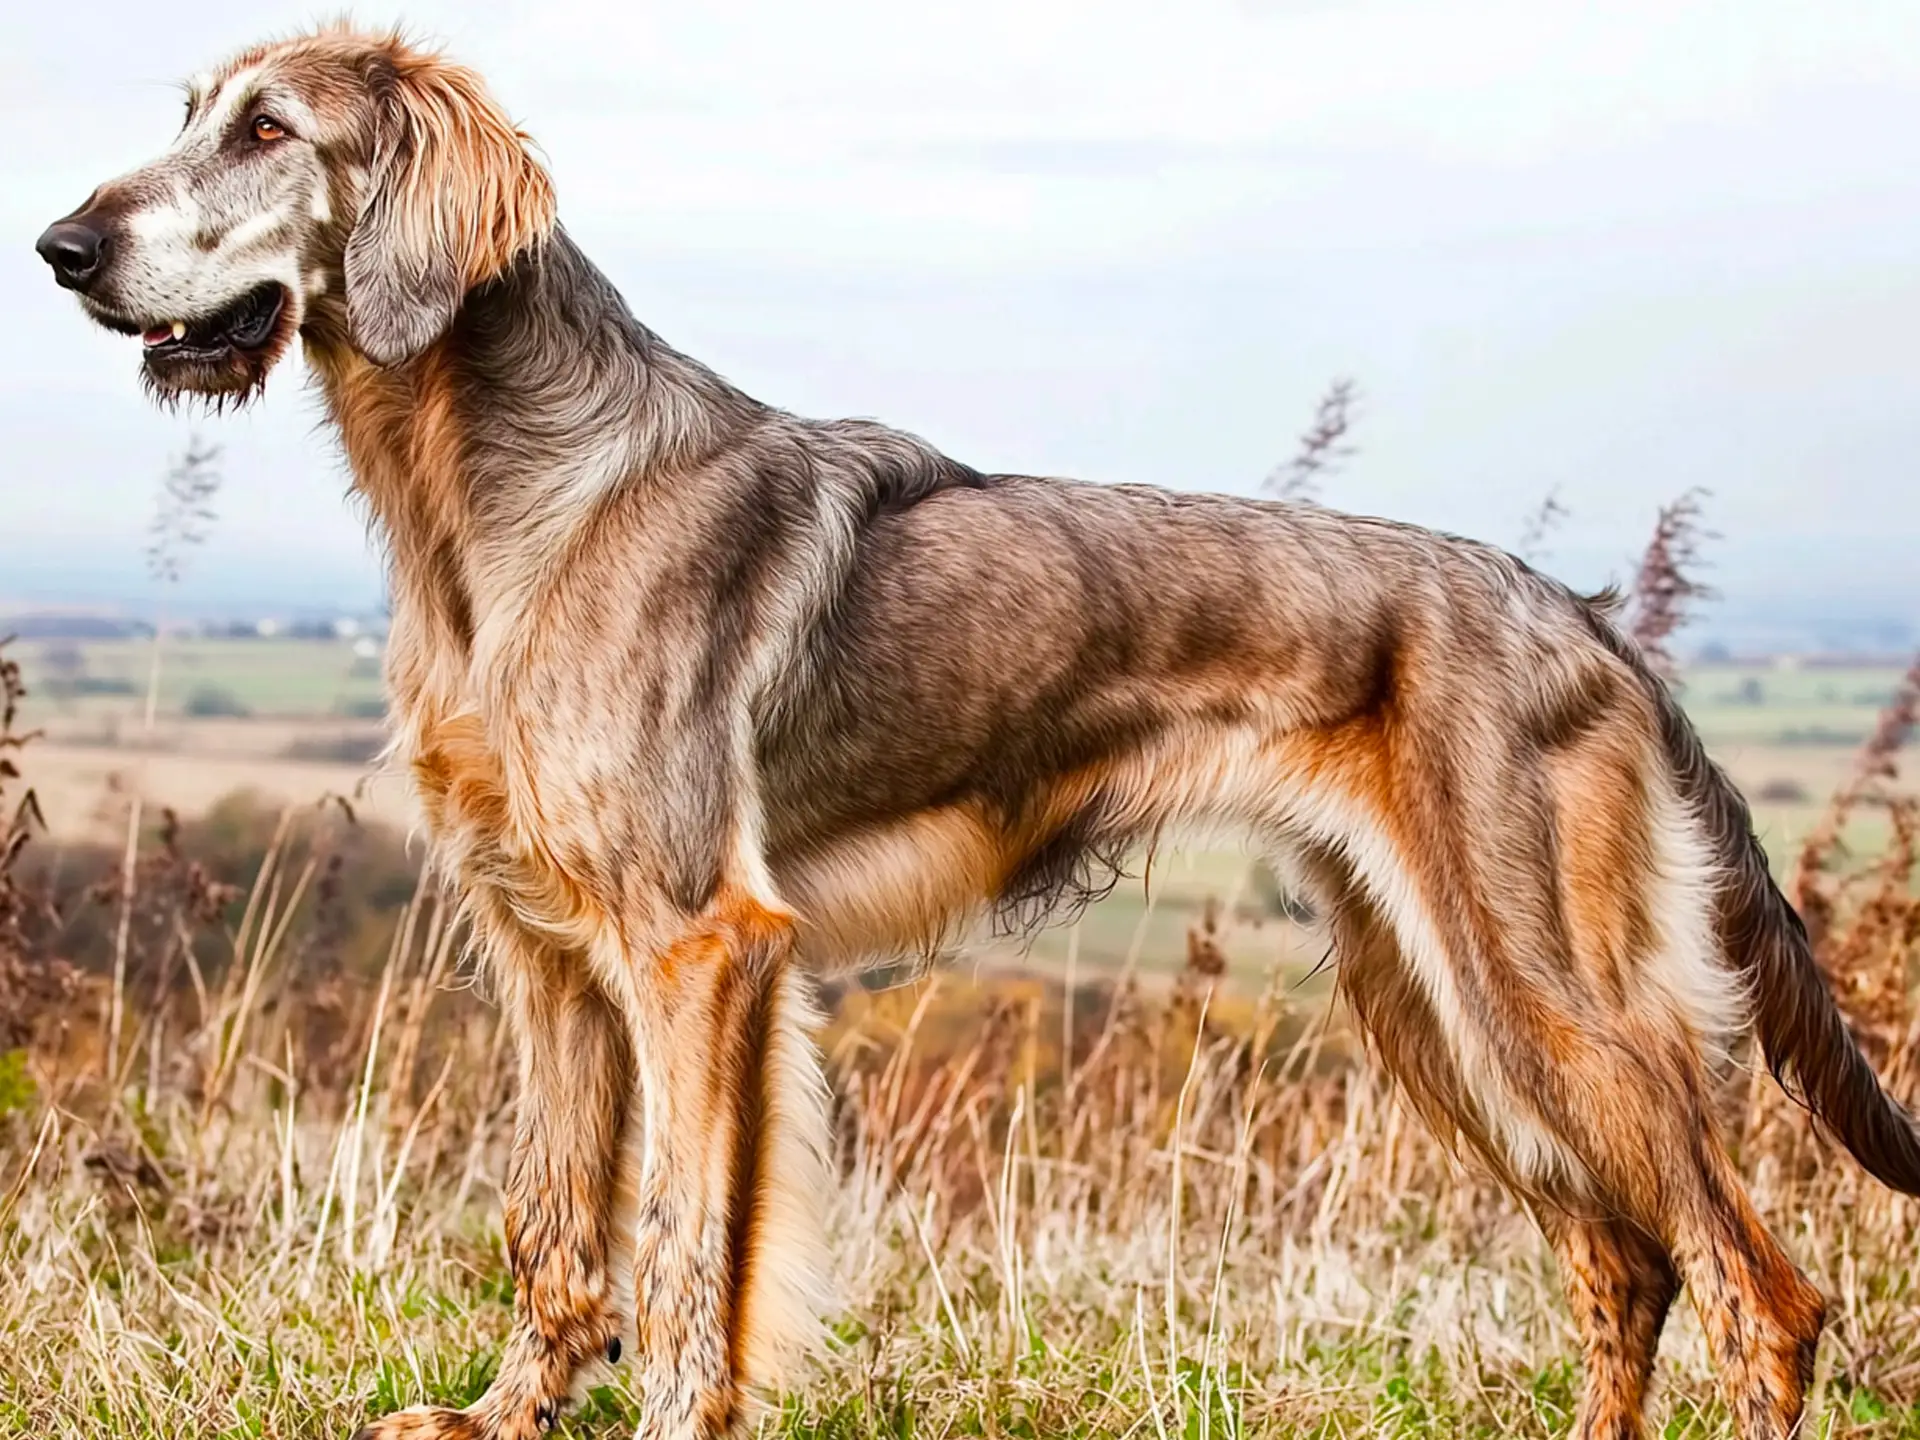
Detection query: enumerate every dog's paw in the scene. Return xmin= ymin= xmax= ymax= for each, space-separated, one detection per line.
xmin=351 ymin=1407 xmax=487 ymax=1440
xmin=351 ymin=1398 xmax=565 ymax=1440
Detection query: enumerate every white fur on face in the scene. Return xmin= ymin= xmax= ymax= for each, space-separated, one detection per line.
xmin=213 ymin=68 xmax=263 ymax=118
xmin=90 ymin=69 xmax=326 ymax=326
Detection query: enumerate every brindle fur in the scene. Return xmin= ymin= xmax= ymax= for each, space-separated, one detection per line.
xmin=38 ymin=25 xmax=1920 ymax=1440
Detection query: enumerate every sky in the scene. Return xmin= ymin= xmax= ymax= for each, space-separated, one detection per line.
xmin=5 ymin=0 xmax=1920 ymax=642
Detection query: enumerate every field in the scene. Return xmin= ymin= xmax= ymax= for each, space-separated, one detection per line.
xmin=3 ymin=631 xmax=1919 ymax=1439
xmin=20 ymin=636 xmax=406 ymax=842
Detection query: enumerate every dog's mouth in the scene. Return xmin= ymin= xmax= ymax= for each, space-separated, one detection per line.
xmin=129 ymin=281 xmax=287 ymax=360
xmin=90 ymin=280 xmax=294 ymax=401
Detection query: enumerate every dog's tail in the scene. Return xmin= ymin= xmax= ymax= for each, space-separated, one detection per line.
xmin=1597 ymin=619 xmax=1920 ymax=1194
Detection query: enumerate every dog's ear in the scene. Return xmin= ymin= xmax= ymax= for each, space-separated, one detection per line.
xmin=345 ymin=55 xmax=556 ymax=366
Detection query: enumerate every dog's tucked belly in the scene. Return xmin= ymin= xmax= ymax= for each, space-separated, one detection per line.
xmin=766 ymin=720 xmax=1294 ymax=973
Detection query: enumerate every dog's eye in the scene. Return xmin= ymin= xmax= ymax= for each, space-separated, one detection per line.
xmin=251 ymin=115 xmax=287 ymax=142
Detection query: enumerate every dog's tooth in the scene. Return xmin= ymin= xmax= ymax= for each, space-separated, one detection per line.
xmin=171 ymin=322 xmax=186 ymax=340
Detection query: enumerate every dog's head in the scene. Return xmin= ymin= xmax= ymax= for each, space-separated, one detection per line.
xmin=35 ymin=26 xmax=555 ymax=403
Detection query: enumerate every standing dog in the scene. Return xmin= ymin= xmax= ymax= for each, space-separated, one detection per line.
xmin=37 ymin=25 xmax=1920 ymax=1440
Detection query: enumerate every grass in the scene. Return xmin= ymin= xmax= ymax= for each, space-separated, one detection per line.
xmin=5 ymin=809 xmax=1920 ymax=1440
xmin=5 ymin=942 xmax=1919 ymax=1439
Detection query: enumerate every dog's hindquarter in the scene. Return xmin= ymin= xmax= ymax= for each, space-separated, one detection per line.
xmin=1595 ymin=613 xmax=1920 ymax=1196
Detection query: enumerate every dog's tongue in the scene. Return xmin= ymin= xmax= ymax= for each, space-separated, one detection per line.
xmin=142 ymin=323 xmax=183 ymax=348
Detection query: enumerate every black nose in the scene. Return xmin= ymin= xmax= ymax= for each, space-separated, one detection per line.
xmin=35 ymin=220 xmax=107 ymax=291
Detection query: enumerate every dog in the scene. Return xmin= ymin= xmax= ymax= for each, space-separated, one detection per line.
xmin=37 ymin=24 xmax=1920 ymax=1440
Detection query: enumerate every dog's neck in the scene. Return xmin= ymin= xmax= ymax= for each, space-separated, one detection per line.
xmin=307 ymin=231 xmax=758 ymax=662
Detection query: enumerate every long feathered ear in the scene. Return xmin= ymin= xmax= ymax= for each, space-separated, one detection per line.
xmin=344 ymin=53 xmax=556 ymax=365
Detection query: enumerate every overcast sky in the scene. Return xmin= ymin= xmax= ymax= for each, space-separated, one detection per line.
xmin=5 ymin=1 xmax=1919 ymax=633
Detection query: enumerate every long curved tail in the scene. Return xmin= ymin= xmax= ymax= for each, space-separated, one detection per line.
xmin=1604 ymin=623 xmax=1920 ymax=1194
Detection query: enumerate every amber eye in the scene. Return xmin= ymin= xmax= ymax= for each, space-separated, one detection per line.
xmin=251 ymin=115 xmax=287 ymax=142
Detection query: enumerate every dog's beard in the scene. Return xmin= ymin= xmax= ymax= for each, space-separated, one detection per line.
xmin=84 ymin=280 xmax=297 ymax=407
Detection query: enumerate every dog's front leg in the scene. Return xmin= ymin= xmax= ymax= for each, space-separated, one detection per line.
xmin=603 ymin=887 xmax=832 ymax=1440
xmin=354 ymin=920 xmax=632 ymax=1440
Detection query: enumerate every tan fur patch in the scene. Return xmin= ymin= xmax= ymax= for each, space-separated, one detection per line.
xmin=1545 ymin=731 xmax=1658 ymax=1007
xmin=780 ymin=803 xmax=1011 ymax=967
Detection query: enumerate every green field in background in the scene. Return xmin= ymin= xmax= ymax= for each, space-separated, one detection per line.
xmin=20 ymin=635 xmax=385 ymax=721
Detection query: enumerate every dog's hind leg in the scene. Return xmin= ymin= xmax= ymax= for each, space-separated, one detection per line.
xmin=1476 ymin=897 xmax=1826 ymax=1437
xmin=1373 ymin=921 xmax=1823 ymax=1440
xmin=1522 ymin=744 xmax=1828 ymax=1440
xmin=1542 ymin=1214 xmax=1680 ymax=1440
xmin=1524 ymin=1041 xmax=1826 ymax=1440
xmin=1287 ymin=714 xmax=1824 ymax=1439
xmin=1308 ymin=856 xmax=1682 ymax=1440
xmin=1655 ymin=1141 xmax=1825 ymax=1440
xmin=354 ymin=925 xmax=632 ymax=1440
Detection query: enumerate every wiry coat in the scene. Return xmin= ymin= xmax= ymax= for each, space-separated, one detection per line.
xmin=36 ymin=26 xmax=1920 ymax=1440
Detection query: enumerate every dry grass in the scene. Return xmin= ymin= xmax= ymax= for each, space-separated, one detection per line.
xmin=1626 ymin=489 xmax=1716 ymax=683
xmin=2 ymin=884 xmax=1918 ymax=1439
